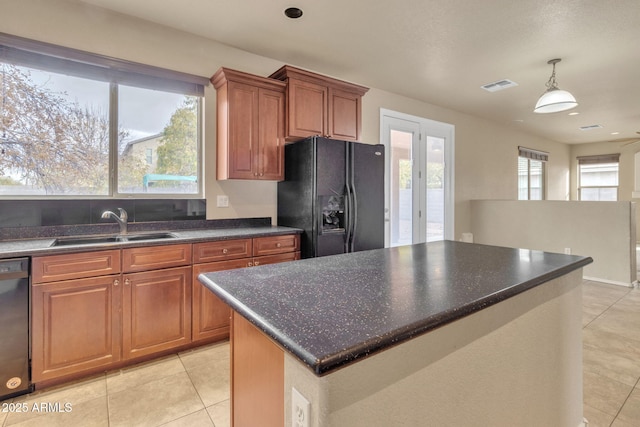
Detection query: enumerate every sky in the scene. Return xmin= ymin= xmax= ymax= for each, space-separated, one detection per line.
xmin=25 ymin=66 xmax=186 ymax=142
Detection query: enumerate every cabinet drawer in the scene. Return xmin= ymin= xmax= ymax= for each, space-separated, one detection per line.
xmin=32 ymin=250 xmax=121 ymax=283
xmin=123 ymin=244 xmax=192 ymax=273
xmin=253 ymin=251 xmax=301 ymax=267
xmin=193 ymin=239 xmax=252 ymax=263
xmin=253 ymin=235 xmax=300 ymax=257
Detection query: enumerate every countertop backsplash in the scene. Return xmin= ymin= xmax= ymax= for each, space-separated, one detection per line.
xmin=0 ymin=198 xmax=271 ymax=241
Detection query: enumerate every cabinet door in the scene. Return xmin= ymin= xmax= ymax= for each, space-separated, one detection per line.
xmin=32 ymin=275 xmax=121 ymax=382
xmin=122 ymin=266 xmax=192 ymax=359
xmin=227 ymin=81 xmax=260 ymax=179
xmin=286 ymin=78 xmax=328 ymax=140
xmin=328 ymin=87 xmax=362 ymax=141
xmin=257 ymin=87 xmax=285 ymax=180
xmin=192 ymin=258 xmax=251 ymax=342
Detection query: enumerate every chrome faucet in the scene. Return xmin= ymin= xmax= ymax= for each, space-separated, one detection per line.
xmin=101 ymin=208 xmax=128 ymax=235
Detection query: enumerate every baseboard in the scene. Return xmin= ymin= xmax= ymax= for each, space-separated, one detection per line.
xmin=582 ymin=275 xmax=635 ymax=288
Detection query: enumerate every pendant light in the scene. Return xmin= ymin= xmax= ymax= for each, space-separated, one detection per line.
xmin=533 ymin=58 xmax=578 ymax=113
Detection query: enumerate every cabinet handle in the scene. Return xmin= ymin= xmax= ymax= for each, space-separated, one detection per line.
xmin=125 ymin=279 xmax=131 ymax=286
xmin=113 ymin=279 xmax=120 ymax=287
xmin=254 ymin=261 xmax=260 ymax=266
xmin=222 ymin=248 xmax=228 ymax=254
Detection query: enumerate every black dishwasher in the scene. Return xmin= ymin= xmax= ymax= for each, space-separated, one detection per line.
xmin=0 ymin=258 xmax=32 ymax=400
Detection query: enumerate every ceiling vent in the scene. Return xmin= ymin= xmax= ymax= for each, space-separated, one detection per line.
xmin=481 ymin=79 xmax=519 ymax=92
xmin=579 ymin=124 xmax=603 ymax=131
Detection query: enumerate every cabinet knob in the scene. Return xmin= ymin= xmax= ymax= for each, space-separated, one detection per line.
xmin=254 ymin=261 xmax=260 ymax=266
xmin=276 ymin=242 xmax=282 ymax=248
xmin=125 ymin=279 xmax=131 ymax=286
xmin=247 ymin=262 xmax=253 ymax=267
xmin=222 ymin=248 xmax=228 ymax=254
xmin=114 ymin=279 xmax=120 ymax=287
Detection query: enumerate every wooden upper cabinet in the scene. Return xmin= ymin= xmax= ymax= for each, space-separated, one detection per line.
xmin=269 ymin=65 xmax=369 ymax=142
xmin=212 ymin=67 xmax=286 ymax=181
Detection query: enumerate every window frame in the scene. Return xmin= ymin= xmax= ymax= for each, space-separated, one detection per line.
xmin=0 ymin=32 xmax=208 ymax=200
xmin=518 ymin=147 xmax=547 ymax=200
xmin=577 ymin=154 xmax=620 ymax=201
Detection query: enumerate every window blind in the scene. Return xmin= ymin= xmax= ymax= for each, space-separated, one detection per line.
xmin=518 ymin=146 xmax=548 ymax=162
xmin=577 ymin=154 xmax=620 ymax=165
xmin=0 ymin=32 xmax=208 ymax=96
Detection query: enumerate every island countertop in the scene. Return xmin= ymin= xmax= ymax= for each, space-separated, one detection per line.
xmin=198 ymin=240 xmax=592 ymax=375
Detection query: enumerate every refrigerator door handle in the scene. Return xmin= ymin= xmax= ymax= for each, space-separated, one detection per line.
xmin=343 ymin=143 xmax=358 ymax=253
xmin=349 ymin=144 xmax=358 ymax=253
xmin=344 ymin=144 xmax=353 ymax=253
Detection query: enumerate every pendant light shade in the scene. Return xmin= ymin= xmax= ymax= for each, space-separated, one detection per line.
xmin=534 ymin=59 xmax=577 ymax=113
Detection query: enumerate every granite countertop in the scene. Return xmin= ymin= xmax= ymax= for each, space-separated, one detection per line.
xmin=198 ymin=240 xmax=592 ymax=375
xmin=0 ymin=225 xmax=301 ymax=259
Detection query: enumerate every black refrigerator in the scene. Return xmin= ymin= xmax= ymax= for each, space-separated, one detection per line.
xmin=278 ymin=136 xmax=385 ymax=258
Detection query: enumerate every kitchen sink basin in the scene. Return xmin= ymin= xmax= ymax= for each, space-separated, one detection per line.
xmin=50 ymin=232 xmax=177 ymax=247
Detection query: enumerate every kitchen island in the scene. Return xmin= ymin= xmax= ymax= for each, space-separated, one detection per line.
xmin=199 ymin=241 xmax=592 ymax=427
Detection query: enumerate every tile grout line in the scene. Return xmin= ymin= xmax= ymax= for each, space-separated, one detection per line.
xmin=606 ymin=286 xmax=639 ymax=427
xmin=177 ymin=353 xmax=217 ymax=426
xmin=609 ymin=376 xmax=640 ymax=427
xmin=582 ymin=285 xmax=632 ymax=329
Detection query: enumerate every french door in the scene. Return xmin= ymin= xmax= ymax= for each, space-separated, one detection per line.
xmin=380 ymin=109 xmax=454 ymax=247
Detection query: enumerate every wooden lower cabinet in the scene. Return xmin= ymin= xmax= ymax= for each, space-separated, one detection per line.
xmin=31 ymin=234 xmax=300 ymax=385
xmin=122 ymin=266 xmax=192 ymax=359
xmin=31 ymin=274 xmax=121 ymax=383
xmin=232 ymin=312 xmax=284 ymax=427
xmin=192 ymin=235 xmax=301 ymax=343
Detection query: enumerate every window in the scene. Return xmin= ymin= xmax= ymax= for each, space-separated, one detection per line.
xmin=518 ymin=147 xmax=547 ymax=200
xmin=0 ymin=33 xmax=207 ymax=198
xmin=578 ymin=154 xmax=620 ymax=201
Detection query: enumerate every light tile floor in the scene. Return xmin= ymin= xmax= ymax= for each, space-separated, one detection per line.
xmin=1 ymin=280 xmax=638 ymax=426
xmin=0 ymin=341 xmax=231 ymax=427
xmin=582 ymin=280 xmax=640 ymax=427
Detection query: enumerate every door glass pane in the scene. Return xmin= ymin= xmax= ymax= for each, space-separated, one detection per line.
xmin=426 ymin=136 xmax=444 ymax=242
xmin=390 ymin=129 xmax=413 ymax=247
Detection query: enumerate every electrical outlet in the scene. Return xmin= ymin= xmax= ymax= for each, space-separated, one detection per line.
xmin=216 ymin=195 xmax=229 ymax=208
xmin=291 ymin=387 xmax=310 ymax=427
xmin=564 ymin=248 xmax=571 ymax=254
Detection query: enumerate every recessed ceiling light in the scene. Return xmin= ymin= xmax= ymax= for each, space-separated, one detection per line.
xmin=568 ymin=112 xmax=579 ymax=116
xmin=284 ymin=7 xmax=303 ymax=19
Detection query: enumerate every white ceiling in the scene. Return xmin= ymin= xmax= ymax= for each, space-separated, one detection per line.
xmin=78 ymin=0 xmax=640 ymax=145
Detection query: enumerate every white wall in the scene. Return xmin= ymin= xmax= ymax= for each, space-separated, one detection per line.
xmin=285 ymin=270 xmax=585 ymax=427
xmin=470 ymin=200 xmax=637 ymax=286
xmin=1 ymin=0 xmax=570 ymax=235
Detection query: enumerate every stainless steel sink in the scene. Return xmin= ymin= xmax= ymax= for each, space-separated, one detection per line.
xmin=50 ymin=232 xmax=177 ymax=247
